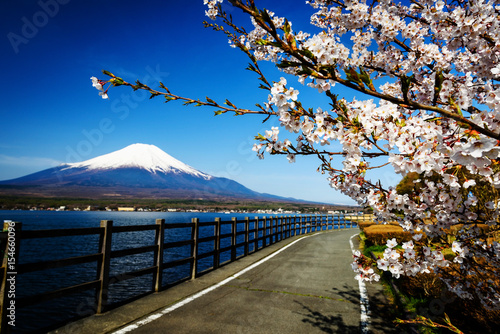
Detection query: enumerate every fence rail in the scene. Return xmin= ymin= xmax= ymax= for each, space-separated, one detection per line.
xmin=0 ymin=214 xmax=364 ymax=333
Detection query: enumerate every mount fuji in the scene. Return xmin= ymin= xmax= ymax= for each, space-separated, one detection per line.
xmin=0 ymin=144 xmax=295 ymax=201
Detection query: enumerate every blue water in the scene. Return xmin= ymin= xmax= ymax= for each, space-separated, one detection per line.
xmin=0 ymin=210 xmax=345 ymax=333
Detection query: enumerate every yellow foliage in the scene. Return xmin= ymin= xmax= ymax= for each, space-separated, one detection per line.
xmin=364 ymin=224 xmax=412 ymax=245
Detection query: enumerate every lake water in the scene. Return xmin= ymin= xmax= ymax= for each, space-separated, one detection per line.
xmin=0 ymin=210 xmax=345 ymax=333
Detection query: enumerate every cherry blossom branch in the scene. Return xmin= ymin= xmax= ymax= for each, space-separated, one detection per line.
xmin=99 ymin=73 xmax=274 ymax=116
xmin=93 ymin=0 xmax=500 ymax=310
xmin=226 ymin=1 xmax=500 ymax=141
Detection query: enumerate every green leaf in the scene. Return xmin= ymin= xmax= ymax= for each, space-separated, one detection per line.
xmin=359 ymin=67 xmax=375 ymax=91
xmin=297 ymin=48 xmax=315 ymax=60
xmin=255 ymin=39 xmax=269 ymax=46
xmin=276 ymin=60 xmax=301 ymax=69
xmin=400 ymin=74 xmax=414 ymax=102
xmin=345 ymin=67 xmax=362 ymax=85
xmin=424 ymin=116 xmax=443 ymax=123
xmin=225 ymin=99 xmax=236 ymax=108
xmin=111 ymin=77 xmax=124 ymax=86
xmin=433 ymin=69 xmax=444 ymax=105
xmin=102 ymin=70 xmax=115 ymax=78
xmin=283 ymin=18 xmax=291 ymax=35
xmin=260 ymin=8 xmax=273 ymax=26
xmin=159 ymin=82 xmax=170 ymax=93
xmin=255 ymin=103 xmax=266 ymax=111
xmin=297 ymin=66 xmax=313 ymax=76
xmin=448 ymin=97 xmax=463 ymax=116
xmin=246 ymin=63 xmax=258 ymax=72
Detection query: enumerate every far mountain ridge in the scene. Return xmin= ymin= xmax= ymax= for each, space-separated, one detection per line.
xmin=0 ymin=144 xmax=308 ymax=203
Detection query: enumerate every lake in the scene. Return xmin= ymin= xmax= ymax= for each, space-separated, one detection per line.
xmin=1 ymin=210 xmax=345 ymax=333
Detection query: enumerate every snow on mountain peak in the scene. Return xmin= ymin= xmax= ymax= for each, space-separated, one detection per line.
xmin=64 ymin=143 xmax=211 ymax=179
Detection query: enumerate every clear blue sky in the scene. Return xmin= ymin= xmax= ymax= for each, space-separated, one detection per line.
xmin=0 ymin=0 xmax=400 ymax=205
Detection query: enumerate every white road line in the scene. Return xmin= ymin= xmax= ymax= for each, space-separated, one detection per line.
xmin=350 ymin=233 xmax=370 ymax=334
xmin=112 ymin=233 xmax=319 ymax=334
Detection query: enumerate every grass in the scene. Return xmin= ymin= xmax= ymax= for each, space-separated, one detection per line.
xmin=362 ymin=244 xmax=387 ymax=258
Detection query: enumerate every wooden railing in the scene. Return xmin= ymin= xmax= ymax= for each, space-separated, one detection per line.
xmin=0 ymin=214 xmax=361 ymax=333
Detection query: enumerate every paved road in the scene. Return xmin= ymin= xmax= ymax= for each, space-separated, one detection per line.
xmin=53 ymin=229 xmax=396 ymax=334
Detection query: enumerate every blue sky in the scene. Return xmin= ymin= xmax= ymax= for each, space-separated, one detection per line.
xmin=0 ymin=0 xmax=400 ymax=205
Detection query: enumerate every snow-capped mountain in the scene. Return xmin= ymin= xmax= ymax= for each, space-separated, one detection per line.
xmin=0 ymin=144 xmax=295 ymax=201
xmin=64 ymin=143 xmax=211 ymax=179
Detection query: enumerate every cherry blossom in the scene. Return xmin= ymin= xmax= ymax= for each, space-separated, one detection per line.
xmin=93 ymin=0 xmax=500 ymax=309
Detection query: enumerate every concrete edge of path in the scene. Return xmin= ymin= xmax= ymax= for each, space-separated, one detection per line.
xmin=50 ymin=228 xmax=360 ymax=334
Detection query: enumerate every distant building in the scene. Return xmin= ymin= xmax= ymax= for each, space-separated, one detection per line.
xmin=117 ymin=207 xmax=136 ymax=212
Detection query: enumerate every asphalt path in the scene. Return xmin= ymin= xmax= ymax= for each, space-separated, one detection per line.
xmin=53 ymin=228 xmax=397 ymax=334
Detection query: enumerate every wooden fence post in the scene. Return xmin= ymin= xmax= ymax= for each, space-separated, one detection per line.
xmin=298 ymin=216 xmax=302 ymax=235
xmin=244 ymin=217 xmax=249 ymax=257
xmin=97 ymin=220 xmax=113 ymax=314
xmin=275 ymin=216 xmax=280 ymax=242
xmin=254 ymin=217 xmax=260 ymax=251
xmin=231 ymin=218 xmax=237 ymax=261
xmin=1 ymin=221 xmax=22 ymax=334
xmin=275 ymin=216 xmax=279 ymax=242
xmin=281 ymin=216 xmax=285 ymax=239
xmin=214 ymin=218 xmax=221 ymax=269
xmin=276 ymin=216 xmax=279 ymax=242
xmin=292 ymin=215 xmax=297 ymax=236
xmin=285 ymin=216 xmax=289 ymax=239
xmin=282 ymin=216 xmax=285 ymax=239
xmin=190 ymin=218 xmax=199 ymax=280
xmin=274 ymin=216 xmax=278 ymax=242
xmin=280 ymin=216 xmax=284 ymax=241
xmin=268 ymin=217 xmax=273 ymax=244
xmin=263 ymin=216 xmax=267 ymax=246
xmin=154 ymin=219 xmax=165 ymax=292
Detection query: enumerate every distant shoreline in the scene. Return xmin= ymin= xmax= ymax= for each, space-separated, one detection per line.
xmin=0 ymin=195 xmax=361 ymax=214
